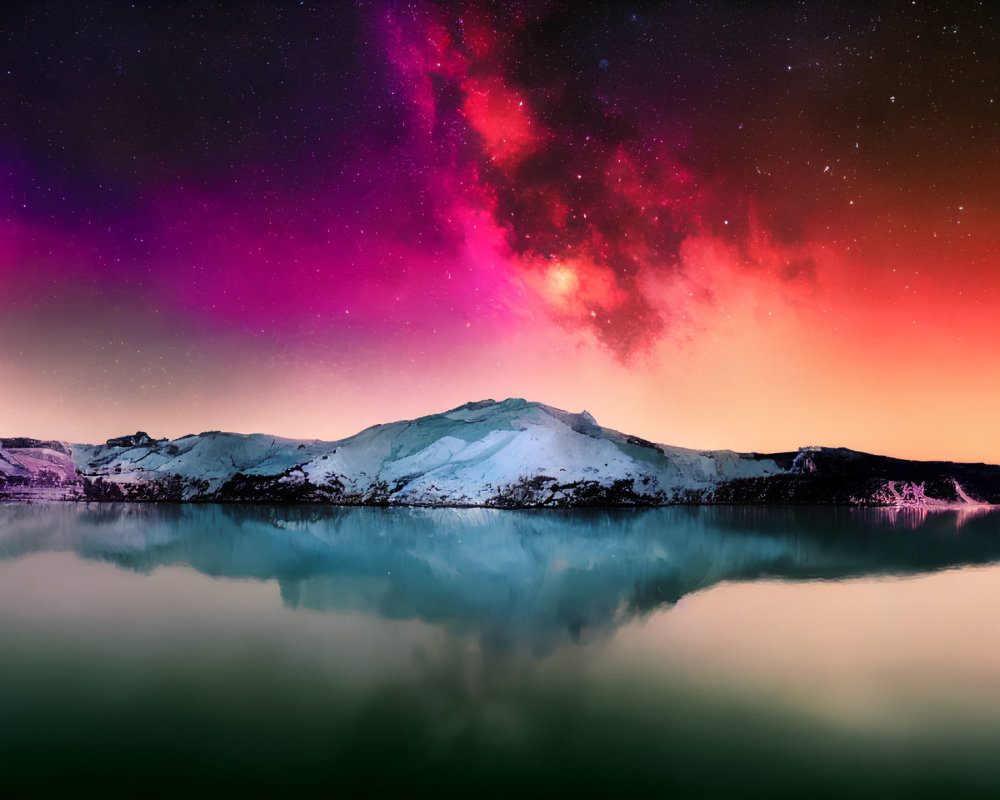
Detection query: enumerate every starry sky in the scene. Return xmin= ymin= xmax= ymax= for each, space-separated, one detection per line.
xmin=2 ymin=1 xmax=999 ymax=461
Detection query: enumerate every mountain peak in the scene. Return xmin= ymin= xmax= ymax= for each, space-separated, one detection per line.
xmin=106 ymin=431 xmax=160 ymax=448
xmin=446 ymin=397 xmax=532 ymax=412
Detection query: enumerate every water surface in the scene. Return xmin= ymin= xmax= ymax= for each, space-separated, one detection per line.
xmin=2 ymin=503 xmax=1000 ymax=797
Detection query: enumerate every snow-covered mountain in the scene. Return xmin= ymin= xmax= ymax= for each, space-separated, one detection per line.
xmin=66 ymin=398 xmax=785 ymax=505
xmin=2 ymin=398 xmax=998 ymax=507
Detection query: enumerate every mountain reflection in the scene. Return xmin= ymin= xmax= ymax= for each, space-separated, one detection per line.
xmin=2 ymin=503 xmax=1000 ymax=654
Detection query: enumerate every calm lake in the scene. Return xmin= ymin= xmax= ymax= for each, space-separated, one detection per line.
xmin=3 ymin=503 xmax=1000 ymax=797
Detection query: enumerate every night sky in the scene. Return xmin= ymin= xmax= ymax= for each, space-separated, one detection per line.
xmin=2 ymin=1 xmax=999 ymax=461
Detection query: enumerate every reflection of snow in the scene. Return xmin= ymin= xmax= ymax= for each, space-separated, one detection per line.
xmin=867 ymin=504 xmax=994 ymax=531
xmin=3 ymin=503 xmax=1000 ymax=655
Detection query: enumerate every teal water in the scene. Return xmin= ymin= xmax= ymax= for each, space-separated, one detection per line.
xmin=2 ymin=503 xmax=1000 ymax=797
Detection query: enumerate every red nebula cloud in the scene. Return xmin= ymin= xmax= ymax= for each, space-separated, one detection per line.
xmin=380 ymin=6 xmax=752 ymax=360
xmin=461 ymin=76 xmax=542 ymax=167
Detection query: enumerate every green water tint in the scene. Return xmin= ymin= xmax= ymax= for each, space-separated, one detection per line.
xmin=2 ymin=504 xmax=1000 ymax=797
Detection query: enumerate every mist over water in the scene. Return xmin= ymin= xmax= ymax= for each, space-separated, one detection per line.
xmin=3 ymin=503 xmax=1000 ymax=796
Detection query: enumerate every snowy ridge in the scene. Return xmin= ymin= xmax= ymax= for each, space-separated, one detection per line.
xmin=867 ymin=478 xmax=991 ymax=510
xmin=68 ymin=398 xmax=783 ymax=505
xmin=0 ymin=439 xmax=82 ymax=500
xmin=4 ymin=399 xmax=1000 ymax=507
